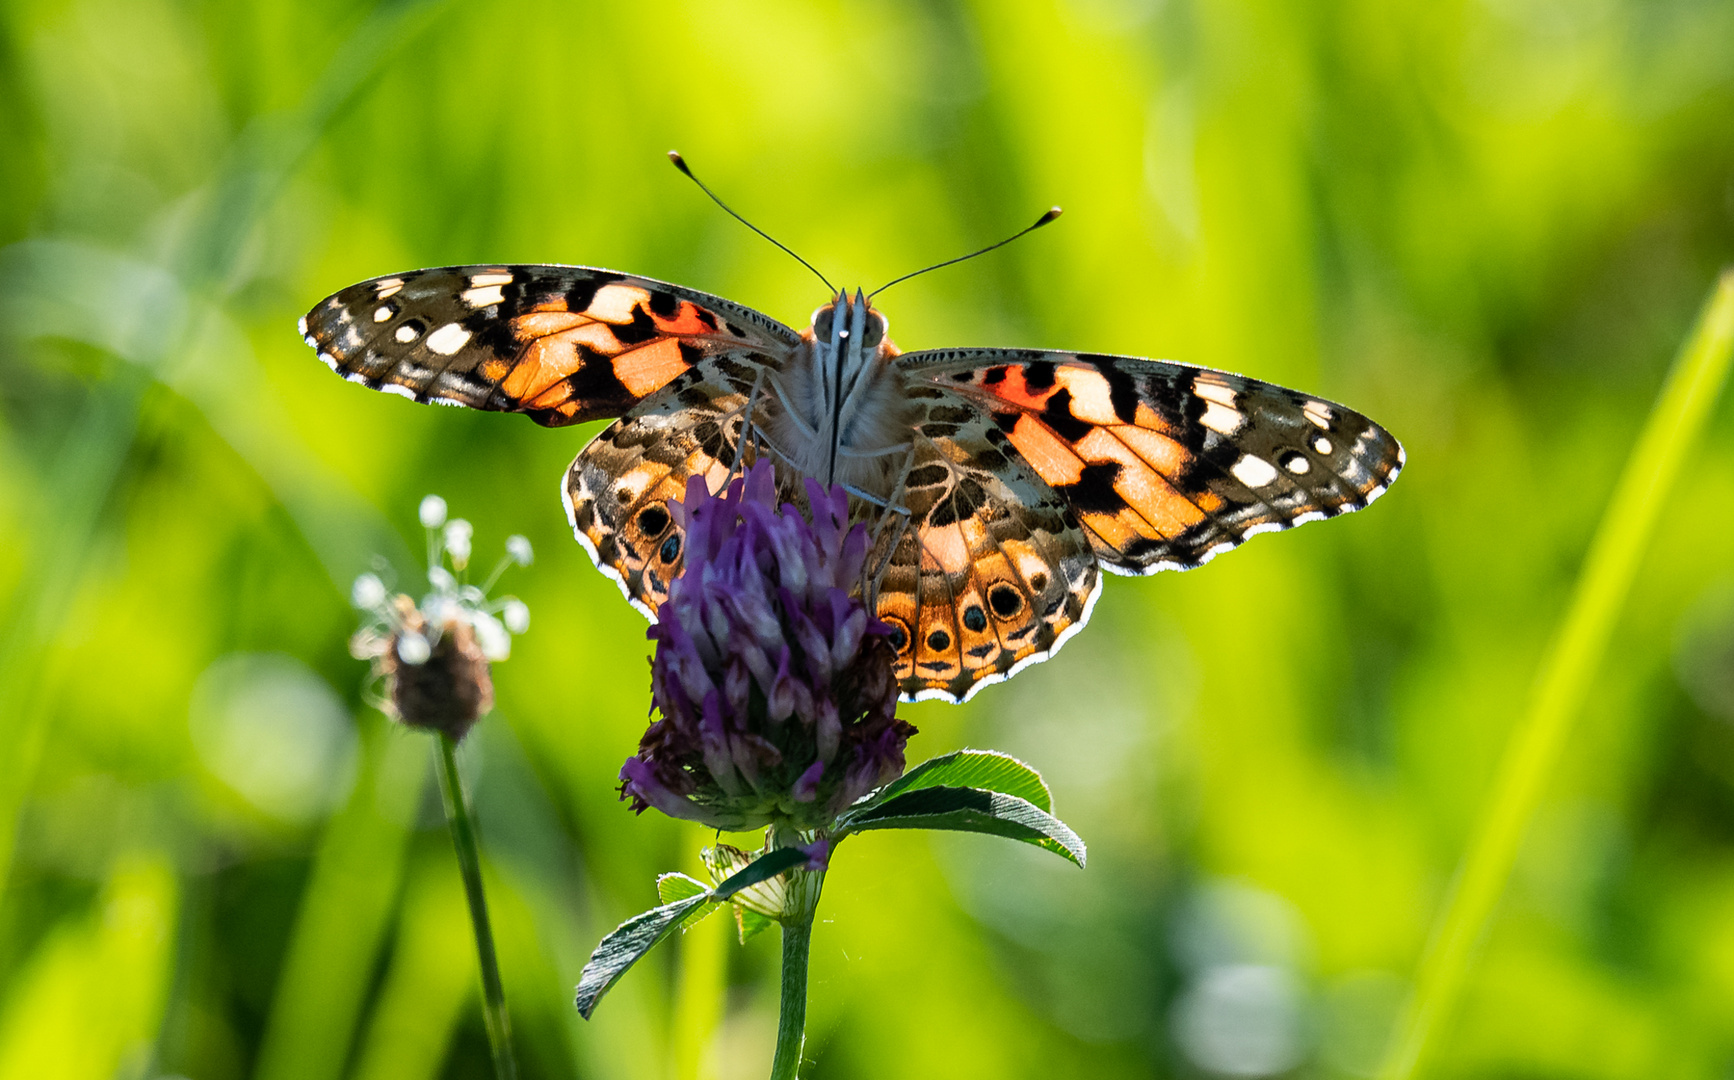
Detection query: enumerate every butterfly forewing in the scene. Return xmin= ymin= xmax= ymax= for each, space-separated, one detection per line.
xmin=299 ymin=264 xmax=798 ymax=426
xmin=899 ymin=349 xmax=1404 ymax=576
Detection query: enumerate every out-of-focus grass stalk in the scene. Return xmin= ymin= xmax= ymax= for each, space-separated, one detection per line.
xmin=674 ymin=835 xmax=727 ymax=1080
xmin=437 ymin=734 xmax=520 ymax=1080
xmin=1379 ymin=269 xmax=1734 ymax=1080
xmin=254 ymin=718 xmax=424 ymax=1080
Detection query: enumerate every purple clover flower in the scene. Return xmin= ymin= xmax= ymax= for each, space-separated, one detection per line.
xmin=620 ymin=463 xmax=915 ymax=831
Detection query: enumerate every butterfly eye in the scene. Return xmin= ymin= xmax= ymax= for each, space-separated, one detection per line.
xmin=862 ymin=311 xmax=886 ymax=348
xmin=811 ymin=305 xmax=835 ymax=341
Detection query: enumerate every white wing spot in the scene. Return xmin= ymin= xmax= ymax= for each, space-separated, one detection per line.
xmin=1303 ymin=401 xmax=1333 ymax=429
xmin=381 ymin=383 xmax=418 ymax=400
xmin=1194 ymin=379 xmax=1239 ymax=408
xmin=374 ymin=278 xmax=405 ymax=299
xmin=395 ymin=324 xmax=421 ymax=344
xmin=1283 ymin=454 xmax=1311 ymax=475
xmin=1312 ymin=435 xmax=1332 ymax=454
xmin=461 ymin=285 xmax=505 ymax=307
xmin=469 ymin=272 xmax=513 ymax=287
xmin=1231 ymin=454 xmax=1279 ymax=488
xmin=373 ymin=305 xmax=394 ymax=323
xmin=426 ymin=323 xmax=472 ymax=356
xmin=1200 ymin=402 xmax=1244 ymax=435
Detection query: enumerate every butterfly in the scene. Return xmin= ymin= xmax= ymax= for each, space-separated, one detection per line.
xmin=301 ymin=264 xmax=1402 ymax=703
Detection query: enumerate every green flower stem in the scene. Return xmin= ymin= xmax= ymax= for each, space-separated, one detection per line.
xmin=436 ymin=734 xmax=519 ymax=1080
xmin=1378 ymin=269 xmax=1734 ymax=1080
xmin=768 ymin=827 xmax=824 ymax=1080
xmin=769 ymin=910 xmax=814 ymax=1080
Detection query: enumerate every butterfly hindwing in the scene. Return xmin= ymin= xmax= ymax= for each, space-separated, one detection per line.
xmin=299 ymin=264 xmax=799 ymax=426
xmin=899 ymin=349 xmax=1403 ymax=575
xmin=563 ymin=358 xmax=762 ymax=615
xmin=876 ymin=392 xmax=1100 ymax=702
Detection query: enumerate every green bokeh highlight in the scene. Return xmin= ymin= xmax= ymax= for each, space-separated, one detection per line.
xmin=1 ymin=1 xmax=1733 ymax=1078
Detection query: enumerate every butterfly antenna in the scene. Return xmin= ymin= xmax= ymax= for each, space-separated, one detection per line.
xmin=668 ymin=151 xmax=836 ymax=293
xmin=868 ymin=207 xmax=1062 ymax=301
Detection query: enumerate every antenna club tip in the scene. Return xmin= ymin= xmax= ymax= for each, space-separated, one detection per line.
xmin=1039 ymin=207 xmax=1063 ymax=225
xmin=667 ymin=151 xmax=692 ymax=175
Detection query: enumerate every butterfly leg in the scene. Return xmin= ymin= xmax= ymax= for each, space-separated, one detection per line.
xmin=721 ymin=367 xmax=768 ymax=488
xmin=863 ymin=442 xmax=920 ymax=603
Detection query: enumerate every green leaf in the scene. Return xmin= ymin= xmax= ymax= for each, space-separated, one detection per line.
xmin=656 ymin=873 xmax=722 ymax=930
xmin=711 ymin=846 xmax=813 ymax=900
xmin=574 ymin=892 xmax=711 ymax=1019
xmin=853 ymin=749 xmax=1053 ymax=816
xmin=843 ymin=786 xmax=1086 ymax=867
xmin=735 ymin=907 xmax=775 ymax=943
xmin=703 ymin=844 xmax=787 ymax=919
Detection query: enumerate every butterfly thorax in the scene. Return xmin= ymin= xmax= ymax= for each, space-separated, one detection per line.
xmin=760 ymin=289 xmax=911 ymax=498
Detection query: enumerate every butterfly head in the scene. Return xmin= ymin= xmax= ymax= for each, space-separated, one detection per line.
xmin=809 ymin=288 xmax=892 ymax=358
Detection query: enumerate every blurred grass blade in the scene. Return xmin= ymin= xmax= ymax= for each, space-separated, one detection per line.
xmin=253 ymin=718 xmax=426 ymax=1080
xmin=351 ymin=859 xmax=474 ymax=1080
xmin=1380 ymin=269 xmax=1734 ymax=1080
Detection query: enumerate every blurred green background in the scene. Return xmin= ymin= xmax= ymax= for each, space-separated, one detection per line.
xmin=2 ymin=0 xmax=1734 ymax=1077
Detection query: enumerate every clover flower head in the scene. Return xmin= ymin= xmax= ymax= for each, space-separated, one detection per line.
xmin=619 ymin=463 xmax=915 ymax=831
xmin=350 ymin=496 xmax=533 ymax=740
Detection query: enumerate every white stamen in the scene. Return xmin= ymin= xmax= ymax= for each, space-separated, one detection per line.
xmin=351 ymin=573 xmax=387 ymax=610
xmin=396 ymin=630 xmax=431 ymax=665
xmin=443 ymin=519 xmax=473 ymax=568
xmin=472 ymin=612 xmax=511 ymax=661
xmin=419 ymin=495 xmax=448 ymax=528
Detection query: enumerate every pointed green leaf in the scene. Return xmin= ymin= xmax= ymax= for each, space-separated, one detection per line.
xmin=575 ymin=892 xmax=711 ymax=1019
xmin=657 ymin=873 xmax=723 ymax=930
xmin=843 ymin=786 xmax=1086 ymax=867
xmin=850 ymin=749 xmax=1053 ymax=818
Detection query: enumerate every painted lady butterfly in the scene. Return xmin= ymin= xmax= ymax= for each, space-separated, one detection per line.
xmin=301 ymin=261 xmax=1402 ymax=703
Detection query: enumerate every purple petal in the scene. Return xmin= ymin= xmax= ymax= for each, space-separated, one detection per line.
xmin=791 ymin=760 xmax=824 ymax=802
xmin=697 ymin=690 xmax=742 ymax=796
xmin=619 ymin=757 xmax=715 ymax=824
